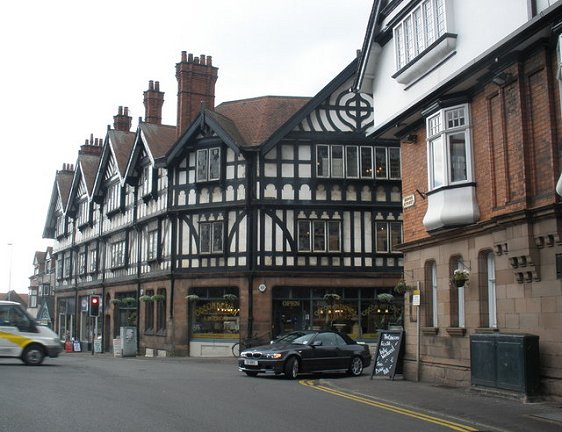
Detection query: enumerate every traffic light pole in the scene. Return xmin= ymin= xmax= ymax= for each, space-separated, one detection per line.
xmin=91 ymin=316 xmax=98 ymax=356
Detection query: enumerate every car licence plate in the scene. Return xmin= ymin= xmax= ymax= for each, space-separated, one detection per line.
xmin=244 ymin=359 xmax=258 ymax=366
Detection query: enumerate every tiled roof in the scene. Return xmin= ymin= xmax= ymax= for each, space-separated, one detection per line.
xmin=79 ymin=153 xmax=102 ymax=195
xmin=108 ymin=130 xmax=135 ymax=177
xmin=139 ymin=123 xmax=177 ymax=160
xmin=215 ymin=96 xmax=310 ymax=147
xmin=56 ymin=169 xmax=74 ymax=209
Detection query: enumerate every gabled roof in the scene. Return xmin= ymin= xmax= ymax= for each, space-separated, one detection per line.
xmin=353 ymin=0 xmax=383 ymax=93
xmin=215 ymin=96 xmax=310 ymax=147
xmin=43 ymin=166 xmax=75 ymax=239
xmin=166 ymin=96 xmax=310 ymax=164
xmin=33 ymin=251 xmax=47 ymax=268
xmin=92 ymin=129 xmax=135 ymax=197
xmin=127 ymin=122 xmax=177 ymax=173
xmin=66 ymin=144 xmax=102 ymax=213
xmin=261 ymin=57 xmax=361 ymax=153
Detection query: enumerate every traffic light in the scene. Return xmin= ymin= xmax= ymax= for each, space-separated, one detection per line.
xmin=89 ymin=295 xmax=100 ymax=317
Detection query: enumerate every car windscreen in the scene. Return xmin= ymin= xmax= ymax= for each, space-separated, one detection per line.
xmin=291 ymin=333 xmax=316 ymax=345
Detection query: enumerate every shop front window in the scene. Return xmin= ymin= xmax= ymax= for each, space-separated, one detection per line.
xmin=190 ymin=288 xmax=239 ymax=339
xmin=272 ymin=287 xmax=403 ymax=342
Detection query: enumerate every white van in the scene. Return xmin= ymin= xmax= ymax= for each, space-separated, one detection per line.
xmin=0 ymin=300 xmax=62 ymax=365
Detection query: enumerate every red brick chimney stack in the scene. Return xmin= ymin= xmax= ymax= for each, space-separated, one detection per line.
xmin=113 ymin=106 xmax=132 ymax=132
xmin=143 ymin=80 xmax=165 ymax=125
xmin=80 ymin=134 xmax=103 ymax=156
xmin=176 ymin=51 xmax=218 ymax=137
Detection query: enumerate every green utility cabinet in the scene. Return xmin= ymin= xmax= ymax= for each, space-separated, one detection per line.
xmin=470 ymin=333 xmax=540 ymax=396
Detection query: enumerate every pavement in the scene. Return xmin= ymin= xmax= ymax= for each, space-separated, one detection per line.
xmin=320 ymin=372 xmax=562 ymax=432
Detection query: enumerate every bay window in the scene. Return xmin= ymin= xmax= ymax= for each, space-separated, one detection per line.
xmin=427 ymin=104 xmax=472 ymax=191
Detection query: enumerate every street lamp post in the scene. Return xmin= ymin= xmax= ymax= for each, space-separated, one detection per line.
xmin=7 ymin=243 xmax=13 ymax=300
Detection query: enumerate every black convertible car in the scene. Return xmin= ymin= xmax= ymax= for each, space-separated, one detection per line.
xmin=238 ymin=330 xmax=372 ymax=379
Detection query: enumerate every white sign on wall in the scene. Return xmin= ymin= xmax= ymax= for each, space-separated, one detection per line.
xmin=403 ymin=194 xmax=415 ymax=209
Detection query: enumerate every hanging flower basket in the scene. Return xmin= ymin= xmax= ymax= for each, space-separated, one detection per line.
xmin=377 ymin=293 xmax=395 ymax=303
xmin=223 ymin=294 xmax=238 ymax=303
xmin=394 ymin=279 xmax=410 ymax=295
xmin=151 ymin=294 xmax=165 ymax=302
xmin=452 ymin=269 xmax=470 ymax=287
xmin=185 ymin=294 xmax=200 ymax=302
xmin=109 ymin=298 xmax=122 ymax=306
xmin=139 ymin=295 xmax=153 ymax=303
xmin=122 ymin=297 xmax=137 ymax=305
xmin=323 ymin=293 xmax=341 ymax=304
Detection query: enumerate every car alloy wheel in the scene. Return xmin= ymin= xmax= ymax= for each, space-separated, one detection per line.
xmin=348 ymin=356 xmax=363 ymax=376
xmin=284 ymin=356 xmax=299 ymax=379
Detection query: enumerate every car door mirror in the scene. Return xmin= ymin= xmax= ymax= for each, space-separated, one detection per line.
xmin=310 ymin=340 xmax=323 ymax=347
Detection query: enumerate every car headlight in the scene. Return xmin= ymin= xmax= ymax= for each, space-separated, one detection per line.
xmin=265 ymin=352 xmax=283 ymax=359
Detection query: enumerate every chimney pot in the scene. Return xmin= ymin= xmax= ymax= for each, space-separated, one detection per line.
xmin=188 ymin=53 xmax=193 ymax=63
xmin=182 ymin=51 xmax=187 ymax=62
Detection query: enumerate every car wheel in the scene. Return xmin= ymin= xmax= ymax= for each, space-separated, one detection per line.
xmin=245 ymin=371 xmax=258 ymax=377
xmin=22 ymin=344 xmax=45 ymax=366
xmin=284 ymin=356 xmax=299 ymax=379
xmin=348 ymin=356 xmax=363 ymax=376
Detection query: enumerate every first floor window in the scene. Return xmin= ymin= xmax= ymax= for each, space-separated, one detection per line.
xmin=64 ymin=256 xmax=71 ymax=278
xmin=78 ymin=252 xmax=86 ymax=275
xmin=89 ymin=249 xmax=97 ymax=273
xmin=390 ymin=222 xmax=403 ymax=252
xmin=111 ymin=241 xmax=126 ymax=268
xmin=298 ymin=220 xmax=341 ymax=253
xmin=147 ymin=230 xmax=158 ymax=261
xmin=375 ymin=223 xmax=389 ymax=252
xmin=200 ymin=221 xmax=224 ymax=254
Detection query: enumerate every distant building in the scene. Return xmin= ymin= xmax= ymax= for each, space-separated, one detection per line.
xmin=28 ymin=248 xmax=55 ymax=328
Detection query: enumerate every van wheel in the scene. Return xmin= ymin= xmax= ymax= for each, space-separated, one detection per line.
xmin=22 ymin=344 xmax=45 ymax=365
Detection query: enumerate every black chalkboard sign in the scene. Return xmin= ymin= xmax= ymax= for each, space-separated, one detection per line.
xmin=370 ymin=330 xmax=404 ymax=380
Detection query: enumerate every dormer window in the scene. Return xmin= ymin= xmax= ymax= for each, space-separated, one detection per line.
xmin=196 ymin=147 xmax=221 ymax=182
xmin=141 ymin=164 xmax=152 ymax=197
xmin=56 ymin=214 xmax=66 ymax=237
xmin=393 ymin=0 xmax=456 ymax=85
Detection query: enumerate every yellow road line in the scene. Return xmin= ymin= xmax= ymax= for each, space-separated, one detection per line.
xmin=300 ymin=380 xmax=478 ymax=432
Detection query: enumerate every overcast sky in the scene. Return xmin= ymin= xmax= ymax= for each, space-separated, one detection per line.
xmin=0 ymin=0 xmax=373 ymax=294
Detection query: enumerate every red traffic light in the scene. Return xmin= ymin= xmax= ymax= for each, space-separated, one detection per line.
xmin=89 ymin=295 xmax=101 ymax=317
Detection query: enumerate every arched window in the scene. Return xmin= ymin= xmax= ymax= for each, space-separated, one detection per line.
xmin=424 ymin=260 xmax=438 ymax=327
xmin=486 ymin=252 xmax=497 ymax=328
xmin=449 ymin=256 xmax=465 ymax=328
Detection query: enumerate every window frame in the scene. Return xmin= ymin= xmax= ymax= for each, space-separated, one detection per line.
xmin=427 ymin=103 xmax=472 ymax=191
xmin=196 ymin=147 xmax=222 ymax=183
xmin=199 ymin=221 xmax=224 ymax=255
xmin=146 ymin=229 xmax=158 ymax=262
xmin=394 ymin=0 xmax=447 ymax=71
xmin=111 ymin=240 xmax=126 ymax=268
xmin=298 ymin=220 xmax=341 ymax=253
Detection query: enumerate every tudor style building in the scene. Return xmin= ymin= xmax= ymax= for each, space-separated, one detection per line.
xmin=356 ymin=0 xmax=562 ymax=399
xmin=43 ymin=52 xmax=404 ymax=357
